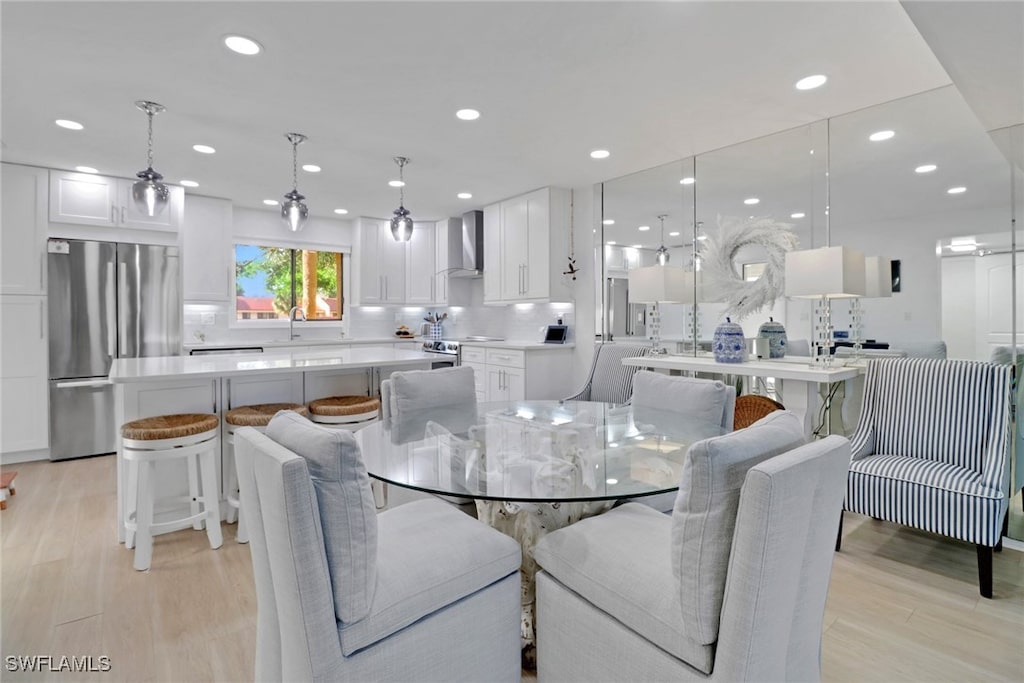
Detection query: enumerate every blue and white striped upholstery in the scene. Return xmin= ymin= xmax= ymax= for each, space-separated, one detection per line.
xmin=564 ymin=343 xmax=651 ymax=405
xmin=846 ymin=358 xmax=1012 ymax=547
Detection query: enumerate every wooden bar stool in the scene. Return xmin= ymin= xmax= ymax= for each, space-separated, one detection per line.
xmin=307 ymin=396 xmax=381 ymax=429
xmin=121 ymin=413 xmax=222 ymax=571
xmin=223 ymin=403 xmax=308 ymax=543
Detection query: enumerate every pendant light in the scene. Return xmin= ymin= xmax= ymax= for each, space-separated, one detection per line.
xmin=655 ymin=214 xmax=670 ymax=265
xmin=131 ymin=101 xmax=170 ymax=217
xmin=390 ymin=156 xmax=413 ymax=241
xmin=282 ymin=133 xmax=309 ymax=232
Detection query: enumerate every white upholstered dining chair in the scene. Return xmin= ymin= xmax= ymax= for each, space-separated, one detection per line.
xmin=234 ymin=411 xmax=522 ymax=682
xmin=534 ymin=412 xmax=849 ymax=681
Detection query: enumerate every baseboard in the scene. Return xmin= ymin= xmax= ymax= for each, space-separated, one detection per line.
xmin=1001 ymin=536 xmax=1024 ymax=553
xmin=1 ymin=448 xmax=50 ymax=465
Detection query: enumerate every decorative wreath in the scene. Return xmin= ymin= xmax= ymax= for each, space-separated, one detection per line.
xmin=699 ymin=215 xmax=799 ymax=320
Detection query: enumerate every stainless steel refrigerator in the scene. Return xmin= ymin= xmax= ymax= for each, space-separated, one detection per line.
xmin=47 ymin=239 xmax=182 ymax=460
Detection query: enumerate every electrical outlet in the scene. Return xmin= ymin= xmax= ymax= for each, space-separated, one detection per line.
xmin=200 ymin=312 xmax=215 ymax=325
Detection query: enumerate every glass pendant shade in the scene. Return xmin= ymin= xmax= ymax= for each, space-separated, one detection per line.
xmin=282 ymin=132 xmax=309 ymax=232
xmin=390 ymin=156 xmax=413 ymax=241
xmin=282 ymin=190 xmax=309 ymax=232
xmin=132 ymin=101 xmax=169 ymax=217
xmin=132 ymin=167 xmax=170 ymax=217
xmin=656 ymin=245 xmax=669 ymax=265
xmin=391 ymin=206 xmax=413 ymax=241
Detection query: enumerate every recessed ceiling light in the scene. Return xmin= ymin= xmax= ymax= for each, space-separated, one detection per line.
xmin=915 ymin=164 xmax=937 ymax=174
xmin=590 ymin=149 xmax=610 ymax=159
xmin=606 ymin=241 xmax=617 ymax=245
xmin=668 ymin=231 xmax=680 ymax=237
xmin=55 ymin=119 xmax=83 ymax=130
xmin=263 ymin=199 xmax=279 ymax=206
xmin=631 ymin=244 xmax=643 ymax=248
xmin=388 ymin=180 xmax=405 ymax=188
xmin=333 ymin=208 xmax=349 ymax=215
xmin=790 ymin=212 xmax=805 ymax=219
xmin=947 ymin=186 xmax=967 ymax=194
xmin=75 ymin=166 xmax=98 ymax=174
xmin=455 ymin=109 xmax=480 ymax=121
xmin=457 ymin=192 xmax=473 ymax=199
xmin=679 ymin=177 xmax=695 ymax=185
xmin=743 ymin=197 xmax=760 ymax=205
xmin=179 ymin=180 xmax=199 ymax=187
xmin=869 ymin=130 xmax=895 ymax=142
xmin=224 ymin=35 xmax=262 ymax=56
xmin=302 ymin=164 xmax=321 ymax=173
xmin=697 ymin=234 xmax=708 ymax=241
xmin=602 ymin=219 xmax=615 ymax=225
xmin=606 ymin=478 xmax=618 ymax=485
xmin=638 ymin=225 xmax=650 ymax=231
xmin=795 ymin=74 xmax=828 ymax=90
xmin=193 ymin=144 xmax=216 ymax=154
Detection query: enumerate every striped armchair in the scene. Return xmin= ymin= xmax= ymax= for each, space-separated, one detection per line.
xmin=563 ymin=343 xmax=651 ymax=405
xmin=838 ymin=358 xmax=1013 ymax=598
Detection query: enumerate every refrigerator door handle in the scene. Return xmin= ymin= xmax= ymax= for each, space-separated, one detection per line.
xmin=107 ymin=261 xmax=116 ymax=358
xmin=55 ymin=379 xmax=112 ymax=389
xmin=118 ymin=261 xmax=128 ymax=355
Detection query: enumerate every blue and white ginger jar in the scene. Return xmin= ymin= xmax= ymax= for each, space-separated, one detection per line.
xmin=757 ymin=317 xmax=787 ymax=359
xmin=713 ymin=317 xmax=746 ymax=363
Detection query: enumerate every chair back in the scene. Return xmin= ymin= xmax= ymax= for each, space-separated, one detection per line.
xmin=733 ymin=394 xmax=784 ymax=430
xmin=632 ymin=370 xmax=735 ymax=430
xmin=572 ymin=343 xmax=651 ymax=404
xmin=859 ymin=358 xmax=1012 ymax=486
xmin=235 ymin=427 xmax=343 ymax=682
xmin=715 ymin=436 xmax=851 ymax=682
xmin=388 ymin=365 xmax=476 ymax=417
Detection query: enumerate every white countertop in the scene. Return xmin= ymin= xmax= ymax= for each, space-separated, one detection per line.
xmin=110 ymin=347 xmax=437 ymax=383
xmin=183 ymin=337 xmax=421 ymax=350
xmin=622 ymin=354 xmax=860 ymax=382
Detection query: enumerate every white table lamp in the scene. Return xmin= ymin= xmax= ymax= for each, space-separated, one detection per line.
xmin=848 ymin=255 xmax=892 ymax=356
xmin=628 ymin=265 xmax=694 ymax=352
xmin=785 ymin=246 xmax=866 ymax=366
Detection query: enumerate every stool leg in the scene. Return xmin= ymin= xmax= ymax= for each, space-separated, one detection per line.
xmin=236 ymin=503 xmax=249 ymax=544
xmin=133 ymin=461 xmax=155 ymax=571
xmin=187 ymin=453 xmax=203 ymax=531
xmin=198 ymin=449 xmax=223 ymax=550
xmin=224 ymin=437 xmax=239 ymax=525
xmin=125 ymin=458 xmax=139 ymax=550
xmin=371 ymin=480 xmax=388 ymax=510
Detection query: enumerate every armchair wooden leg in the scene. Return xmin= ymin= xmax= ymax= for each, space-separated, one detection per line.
xmin=835 ymin=510 xmax=844 ymax=552
xmin=976 ymin=545 xmax=993 ymax=599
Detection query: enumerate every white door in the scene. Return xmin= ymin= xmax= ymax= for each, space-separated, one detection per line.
xmin=182 ymin=195 xmax=232 ymax=302
xmin=975 ymin=252 xmax=1023 ymax=359
xmin=49 ymin=170 xmax=118 ymax=227
xmin=483 ymin=203 xmax=502 ymax=303
xmin=501 ymin=197 xmax=529 ymax=299
xmin=405 ymin=222 xmax=436 ymax=304
xmin=358 ymin=220 xmax=383 ymax=304
xmin=1 ymin=164 xmax=48 ymax=295
xmin=380 ymin=226 xmax=407 ymax=304
xmin=486 ymin=365 xmax=508 ymax=402
xmin=503 ymin=366 xmax=526 ymax=401
xmin=0 ymin=296 xmax=48 ymax=453
xmin=434 ymin=219 xmax=449 ymax=304
xmin=523 ymin=188 xmax=550 ymax=300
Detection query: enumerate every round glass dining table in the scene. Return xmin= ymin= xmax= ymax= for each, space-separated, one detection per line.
xmin=354 ymin=399 xmax=727 ymax=665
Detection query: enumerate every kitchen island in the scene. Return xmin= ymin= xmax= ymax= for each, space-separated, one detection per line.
xmin=108 ymin=345 xmax=436 ymax=543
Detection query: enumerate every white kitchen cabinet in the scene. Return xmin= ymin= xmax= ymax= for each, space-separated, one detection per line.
xmin=0 ymin=295 xmax=48 ymax=454
xmin=433 ymin=218 xmax=458 ymax=305
xmin=405 ymin=222 xmax=436 ymax=304
xmin=49 ymin=169 xmax=184 ymax=232
xmin=1 ymin=164 xmax=48 ymax=295
xmin=483 ymin=187 xmax=571 ymax=304
xmin=357 ymin=218 xmax=406 ymax=304
xmin=182 ymin=195 xmax=233 ymax=302
xmin=460 ymin=344 xmax=571 ymax=401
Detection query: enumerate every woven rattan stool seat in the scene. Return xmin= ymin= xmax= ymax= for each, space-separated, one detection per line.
xmin=308 ymin=396 xmax=381 ymax=417
xmin=734 ymin=395 xmax=785 ymax=430
xmin=121 ymin=413 xmax=219 ymax=441
xmin=225 ymin=403 xmax=308 ymax=427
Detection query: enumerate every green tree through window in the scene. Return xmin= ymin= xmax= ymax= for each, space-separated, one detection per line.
xmin=235 ymin=244 xmax=343 ymax=320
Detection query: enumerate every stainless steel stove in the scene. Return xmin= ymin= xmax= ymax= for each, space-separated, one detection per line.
xmin=421 ymin=339 xmax=461 ymax=366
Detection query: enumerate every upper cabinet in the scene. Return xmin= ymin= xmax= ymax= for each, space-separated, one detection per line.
xmin=357 ymin=218 xmax=406 ymax=304
xmin=404 ymin=221 xmax=437 ymax=305
xmin=483 ymin=187 xmax=571 ymax=304
xmin=49 ymin=170 xmax=184 ymax=232
xmin=182 ymin=195 xmax=232 ymax=302
xmin=1 ymin=163 xmax=48 ymax=295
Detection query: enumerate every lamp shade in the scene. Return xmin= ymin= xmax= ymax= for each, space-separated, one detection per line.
xmin=785 ymin=246 xmax=866 ymax=299
xmin=628 ymin=265 xmax=694 ymax=303
xmin=864 ymin=256 xmax=893 ymax=298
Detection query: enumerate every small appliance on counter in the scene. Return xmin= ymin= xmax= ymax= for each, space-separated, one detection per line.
xmin=543 ymin=325 xmax=568 ymax=344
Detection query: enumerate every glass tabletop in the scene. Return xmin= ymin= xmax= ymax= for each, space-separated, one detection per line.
xmin=355 ymin=400 xmax=727 ymax=503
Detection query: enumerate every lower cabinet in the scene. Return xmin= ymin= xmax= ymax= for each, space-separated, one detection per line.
xmin=461 ymin=345 xmax=572 ymax=402
xmin=0 ymin=295 xmax=49 ymax=456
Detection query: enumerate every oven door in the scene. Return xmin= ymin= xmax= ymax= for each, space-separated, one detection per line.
xmin=430 ymin=356 xmax=457 ymax=369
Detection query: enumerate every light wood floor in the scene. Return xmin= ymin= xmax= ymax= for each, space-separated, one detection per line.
xmin=2 ymin=455 xmax=1022 ymax=682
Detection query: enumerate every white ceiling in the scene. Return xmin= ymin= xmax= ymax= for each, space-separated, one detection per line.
xmin=1 ymin=1 xmax=957 ymax=224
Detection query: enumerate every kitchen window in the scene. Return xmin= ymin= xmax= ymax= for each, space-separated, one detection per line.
xmin=235 ymin=244 xmax=344 ymax=321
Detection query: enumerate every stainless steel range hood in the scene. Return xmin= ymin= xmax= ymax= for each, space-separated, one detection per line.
xmin=447 ymin=210 xmax=484 ymax=277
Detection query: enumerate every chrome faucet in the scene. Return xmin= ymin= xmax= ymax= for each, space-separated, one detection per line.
xmin=288 ymin=306 xmax=307 ymax=340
